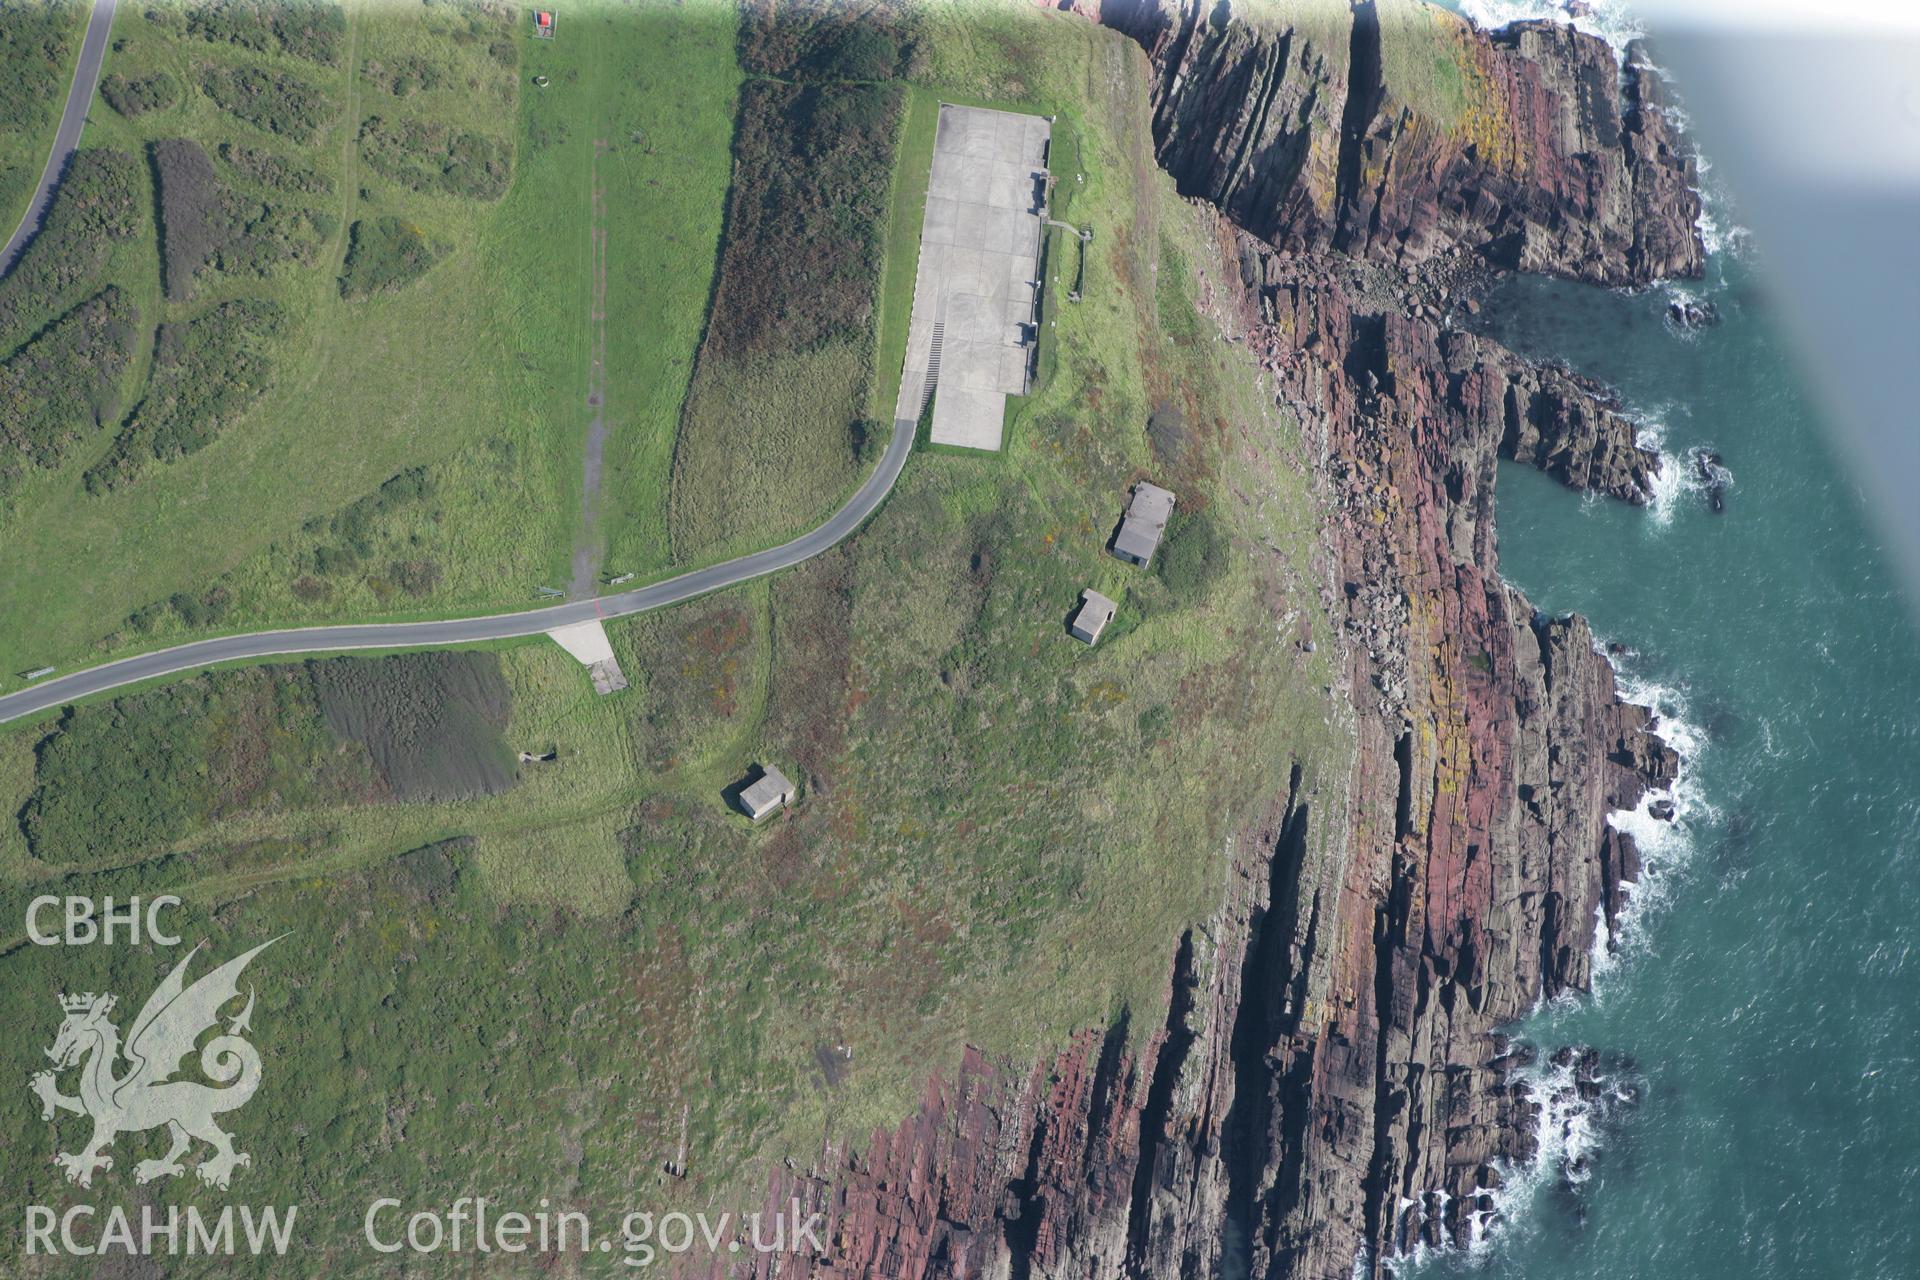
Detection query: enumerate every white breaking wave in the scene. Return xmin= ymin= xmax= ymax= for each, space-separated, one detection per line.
xmin=1382 ymin=1047 xmax=1641 ymax=1274
xmin=1383 ymin=656 xmax=1707 ymax=1274
xmin=1456 ymin=0 xmax=1647 ymax=54
xmin=1630 ymin=407 xmax=1693 ymax=525
xmin=1471 ymin=1049 xmax=1641 ymax=1254
xmin=1592 ymin=662 xmax=1714 ymax=980
xmin=1621 ymin=394 xmax=1735 ymax=525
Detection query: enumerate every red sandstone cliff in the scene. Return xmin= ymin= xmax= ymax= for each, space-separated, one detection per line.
xmin=736 ymin=228 xmax=1676 ymax=1280
xmin=1102 ymin=0 xmax=1703 ymax=286
xmin=715 ymin=5 xmax=1691 ymax=1277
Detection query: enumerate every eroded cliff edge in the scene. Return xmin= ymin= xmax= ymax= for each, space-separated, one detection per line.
xmin=748 ymin=4 xmax=1694 ymax=1277
xmin=1105 ymin=0 xmax=1702 ymax=285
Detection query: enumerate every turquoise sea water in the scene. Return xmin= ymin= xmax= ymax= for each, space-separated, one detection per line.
xmin=1418 ymin=255 xmax=1920 ymax=1277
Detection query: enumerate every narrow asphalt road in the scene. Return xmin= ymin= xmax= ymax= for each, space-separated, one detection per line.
xmin=0 ymin=421 xmax=916 ymax=726
xmin=0 ymin=0 xmax=119 ymax=277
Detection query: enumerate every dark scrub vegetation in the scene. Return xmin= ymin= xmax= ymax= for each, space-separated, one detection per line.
xmin=303 ymin=466 xmax=439 ymax=575
xmin=181 ymin=0 xmax=347 ymax=65
xmin=199 ymin=63 xmax=332 ymax=141
xmin=0 ymin=149 xmax=142 ymax=352
xmin=357 ymin=114 xmax=511 ymax=200
xmin=0 ymin=287 xmax=139 ymax=499
xmin=309 ymin=652 xmax=519 ymax=801
xmin=704 ymin=79 xmax=904 ymax=358
xmin=1154 ymin=511 xmax=1227 ymax=603
xmin=100 ymin=69 xmax=180 ymax=117
xmin=20 ymin=668 xmax=362 ymax=866
xmin=217 ymin=140 xmax=332 ymax=195
xmin=113 ymin=583 xmax=237 ymax=640
xmin=152 ymin=138 xmax=221 ymax=299
xmin=339 ymin=215 xmax=443 ymax=298
xmin=736 ymin=0 xmax=918 ymax=81
xmin=152 ymin=137 xmax=331 ymax=300
xmin=84 ymin=298 xmax=285 ymax=492
xmin=0 ymin=0 xmax=74 ymax=126
xmin=0 ymin=147 xmax=143 ymax=503
xmin=18 ymin=651 xmax=517 ymax=865
xmin=0 ymin=0 xmax=78 ymax=213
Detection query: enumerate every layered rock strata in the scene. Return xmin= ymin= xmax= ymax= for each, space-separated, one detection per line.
xmin=1101 ymin=0 xmax=1703 ymax=286
xmin=724 ymin=5 xmax=1692 ymax=1277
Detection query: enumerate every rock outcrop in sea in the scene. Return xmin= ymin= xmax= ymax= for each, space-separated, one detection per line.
xmin=735 ymin=4 xmax=1699 ymax=1276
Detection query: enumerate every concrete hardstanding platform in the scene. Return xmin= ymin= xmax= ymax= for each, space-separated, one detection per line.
xmin=547 ymin=618 xmax=628 ymax=694
xmin=891 ymin=105 xmax=1050 ymax=451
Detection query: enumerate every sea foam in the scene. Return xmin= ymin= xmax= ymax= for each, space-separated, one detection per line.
xmin=1456 ymin=0 xmax=1647 ymax=53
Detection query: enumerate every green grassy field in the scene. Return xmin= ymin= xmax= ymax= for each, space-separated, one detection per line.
xmin=0 ymin=2 xmax=1349 ymax=1269
xmin=0 ymin=0 xmax=739 ymax=683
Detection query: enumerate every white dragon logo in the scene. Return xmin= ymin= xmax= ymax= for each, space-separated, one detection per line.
xmin=29 ymin=938 xmax=279 ymax=1190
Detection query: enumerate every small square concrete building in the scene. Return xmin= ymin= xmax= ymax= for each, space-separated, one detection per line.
xmin=738 ymin=764 xmax=795 ymax=822
xmin=1070 ymin=589 xmax=1117 ymax=645
xmin=1112 ymin=482 xmax=1176 ymax=566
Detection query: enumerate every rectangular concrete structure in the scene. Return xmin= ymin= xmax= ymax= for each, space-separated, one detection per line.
xmin=891 ymin=105 xmax=1051 ymax=451
xmin=1112 ymin=482 xmax=1177 ymax=566
xmin=1070 ymin=589 xmax=1117 ymax=645
xmin=739 ymin=764 xmax=795 ymax=821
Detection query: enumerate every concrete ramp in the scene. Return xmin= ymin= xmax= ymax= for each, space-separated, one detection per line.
xmin=546 ymin=618 xmax=628 ymax=694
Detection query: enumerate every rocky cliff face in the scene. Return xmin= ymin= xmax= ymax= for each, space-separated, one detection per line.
xmin=743 ymin=227 xmax=1676 ymax=1280
xmin=723 ymin=5 xmax=1690 ymax=1277
xmin=1101 ymin=0 xmax=1703 ymax=286
xmin=1217 ymin=232 xmax=1677 ymax=1276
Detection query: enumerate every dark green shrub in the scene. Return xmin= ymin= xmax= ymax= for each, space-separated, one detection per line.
xmin=85 ymin=298 xmax=285 ymax=491
xmin=0 ymin=1 xmax=76 ymax=138
xmin=200 ymin=64 xmax=330 ymax=141
xmin=1154 ymin=512 xmax=1227 ymax=603
xmin=183 ymin=0 xmax=346 ymax=64
xmin=101 ymin=70 xmax=180 ymax=117
xmin=0 ymin=287 xmax=139 ymax=497
xmin=20 ymin=667 xmax=346 ymax=865
xmin=338 ymin=216 xmax=443 ymax=298
xmin=0 ymin=149 xmax=141 ymax=352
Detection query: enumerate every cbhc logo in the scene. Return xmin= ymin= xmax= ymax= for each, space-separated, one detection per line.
xmin=26 ymin=896 xmax=183 ymax=946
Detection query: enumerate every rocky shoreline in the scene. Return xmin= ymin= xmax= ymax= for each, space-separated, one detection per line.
xmin=738 ymin=4 xmax=1698 ymax=1277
